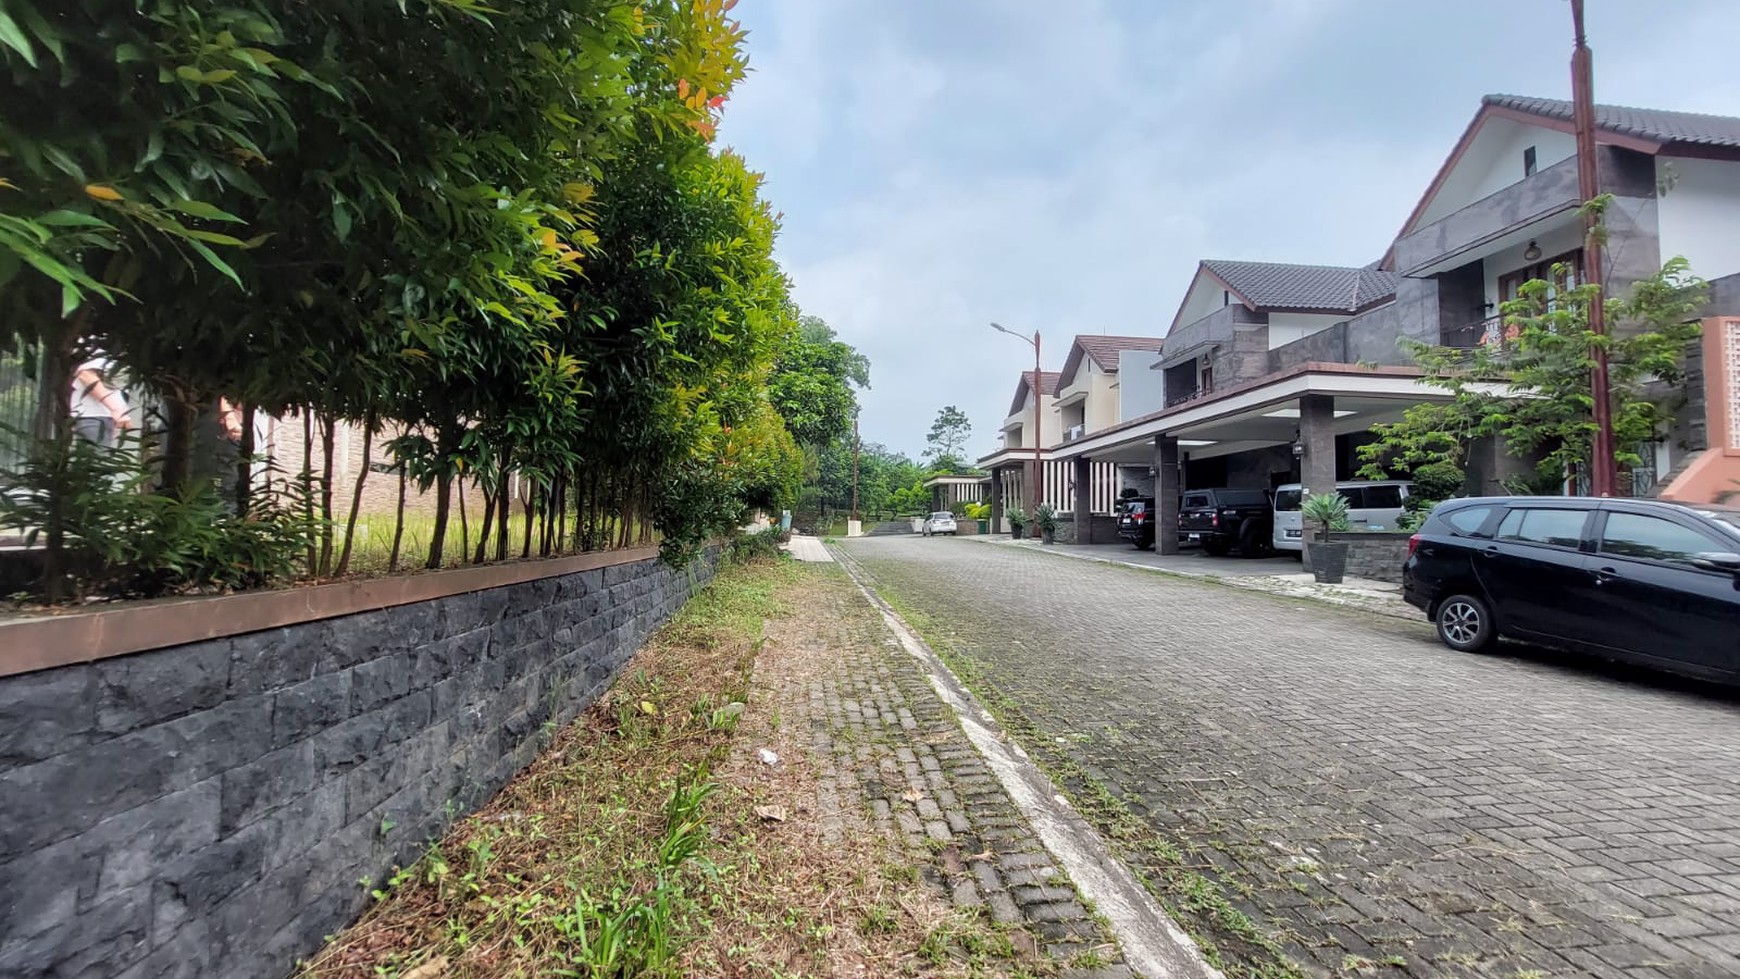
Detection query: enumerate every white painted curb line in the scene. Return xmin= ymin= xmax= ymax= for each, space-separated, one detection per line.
xmin=829 ymin=546 xmax=1223 ymax=979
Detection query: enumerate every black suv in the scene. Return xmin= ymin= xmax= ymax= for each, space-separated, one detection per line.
xmin=1116 ymin=497 xmax=1158 ymax=549
xmin=1177 ymin=488 xmax=1272 ymax=557
xmin=1404 ymin=496 xmax=1740 ymax=682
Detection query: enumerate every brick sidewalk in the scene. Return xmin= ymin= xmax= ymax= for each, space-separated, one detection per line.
xmin=756 ymin=561 xmax=1148 ymax=978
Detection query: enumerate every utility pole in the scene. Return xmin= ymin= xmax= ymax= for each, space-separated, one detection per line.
xmin=990 ymin=322 xmax=1044 ymax=514
xmin=1572 ymin=0 xmax=1617 ymax=497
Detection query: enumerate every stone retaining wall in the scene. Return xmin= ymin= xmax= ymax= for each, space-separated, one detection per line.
xmin=0 ymin=548 xmax=717 ymax=979
xmin=1332 ymin=531 xmax=1412 ymax=582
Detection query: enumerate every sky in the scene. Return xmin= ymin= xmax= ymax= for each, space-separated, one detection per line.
xmin=717 ymin=0 xmax=1740 ymax=460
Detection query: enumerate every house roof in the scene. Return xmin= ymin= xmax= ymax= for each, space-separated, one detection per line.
xmin=1385 ymin=94 xmax=1740 ymax=265
xmin=1007 ymin=370 xmax=1061 ymax=416
xmin=1484 ymin=93 xmax=1740 ymax=150
xmin=1199 ymin=260 xmax=1398 ymax=313
xmin=1057 ymin=335 xmax=1166 ymax=387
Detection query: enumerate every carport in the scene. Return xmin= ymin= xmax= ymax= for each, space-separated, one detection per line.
xmin=1047 ymin=363 xmax=1511 ymax=551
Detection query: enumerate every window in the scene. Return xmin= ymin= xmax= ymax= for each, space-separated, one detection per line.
xmin=1599 ymin=513 xmax=1720 ymax=566
xmin=1497 ymin=507 xmax=1588 ymax=549
xmin=1443 ymin=506 xmax=1497 ymax=538
xmin=1336 ymin=487 xmax=1367 ymax=508
xmin=1273 ymin=488 xmax=1302 ymax=512
xmin=1361 ymin=485 xmax=1404 ymax=509
xmin=1183 ymin=493 xmax=1210 ymax=509
xmin=1523 ymin=145 xmax=1537 ymax=178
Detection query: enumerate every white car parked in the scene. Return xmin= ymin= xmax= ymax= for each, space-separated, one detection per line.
xmin=922 ymin=511 xmax=957 ymax=536
xmin=1272 ymin=480 xmax=1412 ymax=553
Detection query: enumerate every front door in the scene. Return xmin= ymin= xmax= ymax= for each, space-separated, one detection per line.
xmin=1476 ymin=505 xmax=1600 ymax=642
xmin=1590 ymin=509 xmax=1740 ymax=675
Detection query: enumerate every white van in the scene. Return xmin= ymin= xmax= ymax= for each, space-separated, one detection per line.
xmin=1271 ymin=480 xmax=1412 ymax=553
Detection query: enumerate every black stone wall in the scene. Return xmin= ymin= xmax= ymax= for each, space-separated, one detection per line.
xmin=0 ymin=549 xmax=717 ymax=979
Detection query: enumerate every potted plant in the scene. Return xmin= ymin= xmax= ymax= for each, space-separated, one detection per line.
xmin=1300 ymin=491 xmax=1352 ymax=583
xmin=1006 ymin=507 xmax=1027 ymax=539
xmin=1033 ymin=504 xmax=1059 ymax=545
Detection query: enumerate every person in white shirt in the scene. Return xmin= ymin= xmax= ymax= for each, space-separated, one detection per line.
xmin=70 ymin=358 xmax=131 ymax=448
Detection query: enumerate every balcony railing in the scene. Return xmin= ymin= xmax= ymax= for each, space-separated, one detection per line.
xmin=1165 ymin=387 xmax=1206 ymax=409
xmin=1062 ymin=424 xmax=1086 ymax=443
xmin=1441 ymin=315 xmax=1507 ymax=350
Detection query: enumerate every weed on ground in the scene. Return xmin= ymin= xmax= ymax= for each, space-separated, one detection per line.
xmin=297 ymin=556 xmax=1043 ymax=978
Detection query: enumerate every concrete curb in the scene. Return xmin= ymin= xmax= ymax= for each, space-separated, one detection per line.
xmin=829 ymin=544 xmax=1223 ymax=979
xmin=956 ymin=535 xmax=1418 ymax=622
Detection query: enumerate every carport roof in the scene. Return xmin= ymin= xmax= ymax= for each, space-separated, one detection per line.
xmin=1032 ymin=362 xmax=1511 ymax=467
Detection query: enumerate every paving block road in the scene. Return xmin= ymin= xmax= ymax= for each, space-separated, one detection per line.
xmin=842 ymin=535 xmax=1740 ymax=979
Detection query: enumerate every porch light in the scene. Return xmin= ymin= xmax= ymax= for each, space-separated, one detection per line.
xmin=1523 ymin=239 xmax=1542 ymax=261
xmin=1291 ymin=441 xmax=1304 ymax=459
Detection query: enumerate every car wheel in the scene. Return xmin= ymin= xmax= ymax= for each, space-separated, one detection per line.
xmin=1436 ymin=593 xmax=1497 ymax=653
xmin=1203 ymin=540 xmax=1229 ymax=557
xmin=1238 ymin=525 xmax=1271 ymax=558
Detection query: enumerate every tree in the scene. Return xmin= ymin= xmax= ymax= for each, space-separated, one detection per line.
xmin=1358 ymin=235 xmax=1707 ymax=495
xmin=769 ymin=314 xmax=868 ymax=448
xmin=924 ymin=405 xmax=972 ymax=467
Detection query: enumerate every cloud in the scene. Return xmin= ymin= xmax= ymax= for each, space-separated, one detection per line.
xmin=721 ymin=0 xmax=1740 ymax=458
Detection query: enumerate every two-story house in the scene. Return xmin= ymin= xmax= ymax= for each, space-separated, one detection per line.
xmin=1000 ymin=92 xmax=1740 ymax=549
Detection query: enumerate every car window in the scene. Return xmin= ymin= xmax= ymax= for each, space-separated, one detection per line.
xmin=1183 ymin=494 xmax=1209 ymax=508
xmin=1273 ymin=489 xmax=1301 ymax=512
xmin=1441 ymin=505 xmax=1496 ymax=538
xmin=1217 ymin=490 xmax=1268 ymax=506
xmin=931 ymin=511 xmax=952 ymax=520
xmin=1497 ymin=507 xmax=1587 ymax=549
xmin=1600 ymin=512 xmax=1722 ymax=566
xmin=1361 ymin=485 xmax=1404 ymax=509
xmin=1336 ymin=487 xmax=1366 ymax=508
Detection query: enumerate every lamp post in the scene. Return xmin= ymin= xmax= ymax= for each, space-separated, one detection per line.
xmin=990 ymin=322 xmax=1043 ymax=514
xmin=848 ymin=410 xmax=862 ymax=537
xmin=1571 ymin=0 xmax=1617 ymax=497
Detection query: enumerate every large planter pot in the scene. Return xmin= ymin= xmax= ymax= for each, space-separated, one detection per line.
xmin=1009 ymin=525 xmax=1025 ymax=540
xmin=1309 ymin=540 xmax=1349 ymax=584
xmin=1041 ymin=527 xmax=1056 ymax=545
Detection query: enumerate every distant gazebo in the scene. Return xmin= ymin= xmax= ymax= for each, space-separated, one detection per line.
xmin=922 ymin=474 xmax=989 ymax=512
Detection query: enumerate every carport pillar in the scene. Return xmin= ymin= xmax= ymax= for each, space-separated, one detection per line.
xmin=1299 ymin=394 xmax=1337 ymax=500
xmin=1073 ymin=455 xmax=1091 ymax=543
xmin=990 ymin=467 xmax=1005 ymax=533
xmin=1155 ymin=435 xmax=1181 ymax=555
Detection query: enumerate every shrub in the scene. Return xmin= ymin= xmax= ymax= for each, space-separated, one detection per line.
xmin=727 ymin=527 xmax=786 ymax=563
xmin=1032 ymin=504 xmax=1058 ymax=532
xmin=1299 ymin=491 xmax=1351 ymax=543
xmin=0 ymin=433 xmax=313 ymax=601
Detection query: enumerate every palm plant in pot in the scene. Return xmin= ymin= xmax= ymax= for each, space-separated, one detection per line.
xmin=1006 ymin=506 xmax=1027 ymax=539
xmin=1300 ymin=490 xmax=1352 ymax=583
xmin=1033 ymin=504 xmax=1059 ymax=545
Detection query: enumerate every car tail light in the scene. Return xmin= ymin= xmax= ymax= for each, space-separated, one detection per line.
xmin=1133 ymin=512 xmax=1144 ymax=523
xmin=1407 ymin=534 xmax=1422 ymax=558
xmin=1210 ymin=513 xmax=1219 ymax=527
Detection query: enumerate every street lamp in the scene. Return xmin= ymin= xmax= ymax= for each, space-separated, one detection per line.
xmin=990 ymin=322 xmax=1043 ymax=513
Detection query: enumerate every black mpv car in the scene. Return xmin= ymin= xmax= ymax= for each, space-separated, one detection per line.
xmin=1403 ymin=497 xmax=1740 ymax=682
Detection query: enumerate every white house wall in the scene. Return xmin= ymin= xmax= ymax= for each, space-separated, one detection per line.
xmin=1172 ymin=274 xmax=1232 ymax=333
xmin=1481 ymin=221 xmax=1585 ymax=310
xmin=1415 ymin=118 xmax=1577 ymax=229
xmin=1657 ymin=156 xmax=1740 ymax=283
xmin=1117 ymin=350 xmax=1165 ymax=420
xmin=1266 ymin=312 xmax=1344 ymax=350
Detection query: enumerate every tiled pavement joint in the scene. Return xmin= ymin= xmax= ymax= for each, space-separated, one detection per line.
xmin=829 ymin=543 xmax=1222 ymax=979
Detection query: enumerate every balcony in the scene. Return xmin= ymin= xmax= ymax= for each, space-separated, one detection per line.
xmin=1157 ymin=303 xmax=1253 ymax=370
xmin=1062 ymin=424 xmax=1086 ymax=443
xmin=1441 ymin=315 xmax=1505 ymax=350
xmin=1392 ymin=156 xmax=1580 ymax=277
xmin=1165 ymin=386 xmax=1207 ymax=409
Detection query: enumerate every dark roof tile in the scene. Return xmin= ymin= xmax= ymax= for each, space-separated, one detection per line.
xmin=1485 ymin=93 xmax=1740 ymax=149
xmin=1201 ymin=260 xmax=1397 ymax=313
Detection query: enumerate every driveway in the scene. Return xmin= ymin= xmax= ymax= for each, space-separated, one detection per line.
xmin=840 ymin=536 xmax=1740 ymax=979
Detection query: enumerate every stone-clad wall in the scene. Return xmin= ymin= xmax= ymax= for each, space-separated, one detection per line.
xmin=0 ymin=549 xmax=718 ymax=979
